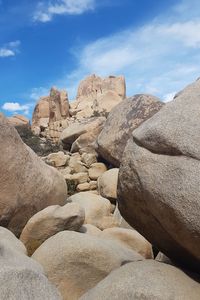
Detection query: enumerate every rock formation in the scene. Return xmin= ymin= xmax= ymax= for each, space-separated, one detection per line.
xmin=118 ymin=78 xmax=200 ymax=272
xmin=8 ymin=114 xmax=29 ymax=126
xmin=0 ymin=113 xmax=67 ymax=236
xmin=97 ymin=94 xmax=164 ymax=166
xmin=70 ymin=74 xmax=126 ymax=119
xmin=32 ymin=87 xmax=69 ymax=141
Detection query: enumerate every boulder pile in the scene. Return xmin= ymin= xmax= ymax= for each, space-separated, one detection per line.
xmin=1 ymin=76 xmax=200 ymax=299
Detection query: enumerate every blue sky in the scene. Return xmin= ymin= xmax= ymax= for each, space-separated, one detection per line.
xmin=0 ymin=0 xmax=200 ymax=118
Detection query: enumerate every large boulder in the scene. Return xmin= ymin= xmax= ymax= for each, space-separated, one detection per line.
xmin=20 ymin=203 xmax=85 ymax=255
xmin=80 ymin=260 xmax=200 ymax=300
xmin=61 ymin=117 xmax=105 ymax=152
xmin=97 ymin=94 xmax=164 ymax=166
xmin=118 ymin=79 xmax=200 ymax=272
xmin=0 ymin=113 xmax=67 ymax=236
xmin=32 ymin=231 xmax=143 ymax=300
xmin=67 ymin=192 xmax=119 ymax=230
xmin=0 ymin=234 xmax=61 ymax=299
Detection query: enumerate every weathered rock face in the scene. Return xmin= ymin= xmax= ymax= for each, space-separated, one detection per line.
xmin=0 ymin=113 xmax=67 ymax=237
xmin=0 ymin=233 xmax=61 ymax=300
xmin=32 ymin=87 xmax=69 ymax=141
xmin=118 ymin=79 xmax=200 ymax=272
xmin=70 ymin=74 xmax=126 ymax=119
xmin=8 ymin=114 xmax=29 ymax=127
xmin=32 ymin=231 xmax=143 ymax=300
xmin=20 ymin=203 xmax=85 ymax=256
xmin=80 ymin=260 xmax=200 ymax=300
xmin=97 ymin=94 xmax=164 ymax=167
xmin=61 ymin=117 xmax=105 ymax=152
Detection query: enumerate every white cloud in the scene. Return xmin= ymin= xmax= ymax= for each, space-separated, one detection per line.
xmin=2 ymin=102 xmax=31 ymax=115
xmin=33 ymin=0 xmax=95 ymax=23
xmin=57 ymin=0 xmax=200 ymax=101
xmin=0 ymin=40 xmax=20 ymax=58
xmin=30 ymin=87 xmax=49 ymax=101
xmin=0 ymin=49 xmax=15 ymax=57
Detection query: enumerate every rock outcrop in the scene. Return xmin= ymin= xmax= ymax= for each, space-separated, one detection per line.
xmin=80 ymin=260 xmax=200 ymax=300
xmin=118 ymin=79 xmax=200 ymax=272
xmin=97 ymin=94 xmax=164 ymax=166
xmin=8 ymin=114 xmax=29 ymax=126
xmin=70 ymin=74 xmax=126 ymax=119
xmin=32 ymin=231 xmax=143 ymax=300
xmin=61 ymin=117 xmax=105 ymax=152
xmin=32 ymin=87 xmax=69 ymax=142
xmin=0 ymin=113 xmax=67 ymax=236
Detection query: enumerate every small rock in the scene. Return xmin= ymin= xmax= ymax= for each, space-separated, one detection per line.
xmin=77 ymin=182 xmax=90 ymax=192
xmin=89 ymin=181 xmax=97 ymax=190
xmin=47 ymin=151 xmax=69 ymax=167
xmin=69 ymin=156 xmax=88 ymax=173
xmin=88 ymin=163 xmax=107 ymax=180
xmin=81 ymin=153 xmax=97 ymax=167
xmin=98 ymin=168 xmax=119 ymax=202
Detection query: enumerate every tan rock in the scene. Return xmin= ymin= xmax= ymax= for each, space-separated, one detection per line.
xmin=0 ymin=113 xmax=67 ymax=237
xmin=67 ymin=192 xmax=119 ymax=230
xmin=88 ymin=163 xmax=107 ymax=180
xmin=32 ymin=231 xmax=143 ymax=300
xmin=71 ymin=74 xmax=126 ymax=119
xmin=89 ymin=181 xmax=97 ymax=190
xmin=101 ymin=227 xmax=153 ymax=259
xmin=69 ymin=156 xmax=87 ymax=173
xmin=59 ymin=166 xmax=72 ymax=176
xmin=97 ymin=94 xmax=164 ymax=166
xmin=0 ymin=226 xmax=27 ymax=255
xmin=20 ymin=203 xmax=85 ymax=256
xmin=118 ymin=79 xmax=200 ymax=272
xmin=81 ymin=153 xmax=97 ymax=167
xmin=0 ymin=237 xmax=61 ymax=300
xmin=32 ymin=87 xmax=69 ymax=138
xmin=80 ymin=260 xmax=200 ymax=300
xmin=61 ymin=117 xmax=105 ymax=152
xmin=76 ymin=182 xmax=90 ymax=192
xmin=98 ymin=168 xmax=119 ymax=201
xmin=8 ymin=114 xmax=29 ymax=127
xmin=47 ymin=151 xmax=69 ymax=167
